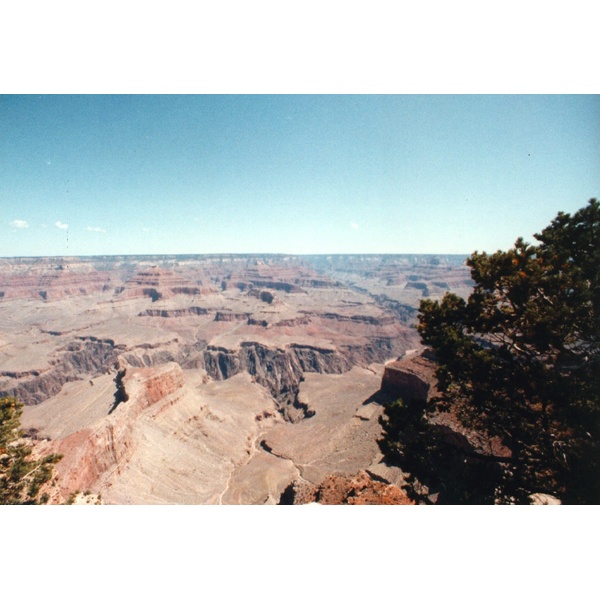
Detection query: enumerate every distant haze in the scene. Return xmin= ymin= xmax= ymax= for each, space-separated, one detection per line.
xmin=2 ymin=94 xmax=598 ymax=257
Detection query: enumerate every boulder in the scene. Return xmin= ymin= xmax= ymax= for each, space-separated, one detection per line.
xmin=529 ymin=493 xmax=561 ymax=505
xmin=280 ymin=470 xmax=414 ymax=505
xmin=380 ymin=349 xmax=438 ymax=404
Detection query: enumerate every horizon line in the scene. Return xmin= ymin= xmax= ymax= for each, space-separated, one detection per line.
xmin=0 ymin=251 xmax=471 ymax=260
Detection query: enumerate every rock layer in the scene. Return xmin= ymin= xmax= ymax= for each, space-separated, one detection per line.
xmin=1 ymin=338 xmax=122 ymax=405
xmin=202 ymin=339 xmax=404 ymax=422
xmin=52 ymin=362 xmax=186 ymax=496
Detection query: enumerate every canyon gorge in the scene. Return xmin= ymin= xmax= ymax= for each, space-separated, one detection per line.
xmin=0 ymin=254 xmax=472 ymax=504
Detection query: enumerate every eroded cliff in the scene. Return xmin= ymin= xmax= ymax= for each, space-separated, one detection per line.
xmin=51 ymin=362 xmax=186 ymax=498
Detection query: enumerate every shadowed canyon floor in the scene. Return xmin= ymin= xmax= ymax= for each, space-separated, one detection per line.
xmin=0 ymin=254 xmax=470 ymax=504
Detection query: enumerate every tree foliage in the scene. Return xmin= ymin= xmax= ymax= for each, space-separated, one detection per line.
xmin=0 ymin=396 xmax=61 ymax=504
xmin=383 ymin=199 xmax=599 ymax=503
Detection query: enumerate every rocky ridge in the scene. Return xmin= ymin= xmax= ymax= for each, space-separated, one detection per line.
xmin=1 ymin=338 xmax=123 ymax=405
xmin=50 ymin=362 xmax=187 ymax=497
xmin=0 ymin=260 xmax=114 ymax=301
xmin=202 ymin=337 xmax=409 ymax=422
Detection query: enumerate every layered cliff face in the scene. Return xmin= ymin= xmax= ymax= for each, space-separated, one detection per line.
xmin=204 ymin=343 xmax=345 ymax=421
xmin=51 ymin=362 xmax=187 ymax=497
xmin=47 ymin=363 xmax=294 ymax=504
xmin=5 ymin=331 xmax=403 ymax=417
xmin=1 ymin=338 xmax=123 ymax=405
xmin=120 ymin=339 xmax=207 ymax=370
xmin=202 ymin=337 xmax=409 ymax=422
xmin=381 ymin=349 xmax=511 ymax=460
xmin=1 ymin=330 xmax=209 ymax=407
xmin=114 ymin=267 xmax=211 ymax=301
xmin=0 ymin=261 xmax=115 ymax=301
xmin=40 ymin=358 xmax=411 ymax=504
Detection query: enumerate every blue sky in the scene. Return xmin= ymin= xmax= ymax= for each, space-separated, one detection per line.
xmin=1 ymin=94 xmax=598 ymax=257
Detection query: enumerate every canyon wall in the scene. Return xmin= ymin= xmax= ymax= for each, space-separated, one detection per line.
xmin=52 ymin=362 xmax=186 ymax=497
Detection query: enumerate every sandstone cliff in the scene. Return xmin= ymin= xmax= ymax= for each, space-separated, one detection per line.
xmin=1 ymin=338 xmax=123 ymax=405
xmin=52 ymin=362 xmax=186 ymax=498
xmin=0 ymin=261 xmax=114 ymax=301
xmin=114 ymin=267 xmax=209 ymax=301
xmin=380 ymin=349 xmax=438 ymax=404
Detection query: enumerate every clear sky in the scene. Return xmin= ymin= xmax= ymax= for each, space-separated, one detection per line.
xmin=1 ymin=94 xmax=598 ymax=257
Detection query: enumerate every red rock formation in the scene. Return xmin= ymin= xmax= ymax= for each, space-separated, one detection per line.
xmin=115 ymin=267 xmax=206 ymax=300
xmin=0 ymin=261 xmax=114 ymax=300
xmin=138 ymin=306 xmax=210 ymax=318
xmin=214 ymin=311 xmax=252 ymax=322
xmin=274 ymin=316 xmax=311 ymax=327
xmin=282 ymin=470 xmax=414 ymax=505
xmin=379 ymin=349 xmax=511 ymax=484
xmin=52 ymin=362 xmax=185 ymax=498
xmin=380 ymin=350 xmax=438 ymax=403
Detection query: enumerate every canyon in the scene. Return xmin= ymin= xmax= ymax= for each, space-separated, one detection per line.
xmin=0 ymin=254 xmax=471 ymax=504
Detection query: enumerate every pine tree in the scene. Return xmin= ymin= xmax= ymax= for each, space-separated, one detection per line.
xmin=382 ymin=199 xmax=599 ymax=503
xmin=0 ymin=396 xmax=61 ymax=504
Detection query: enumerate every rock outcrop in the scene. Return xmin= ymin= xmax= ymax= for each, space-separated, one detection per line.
xmin=280 ymin=470 xmax=414 ymax=505
xmin=378 ymin=349 xmax=513 ymax=503
xmin=214 ymin=311 xmax=252 ymax=322
xmin=0 ymin=338 xmax=123 ymax=405
xmin=299 ymin=310 xmax=396 ymax=326
xmin=0 ymin=261 xmax=114 ymax=301
xmin=247 ymin=289 xmax=277 ymax=304
xmin=274 ymin=316 xmax=311 ymax=327
xmin=529 ymin=493 xmax=561 ymax=505
xmin=202 ymin=339 xmax=404 ymax=422
xmin=380 ymin=349 xmax=438 ymax=404
xmin=114 ymin=267 xmax=207 ymax=301
xmin=248 ymin=280 xmax=304 ymax=293
xmin=383 ymin=350 xmax=510 ymax=461
xmin=52 ymin=362 xmax=186 ymax=498
xmin=138 ymin=307 xmax=210 ymax=318
xmin=203 ymin=342 xmax=345 ymax=421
